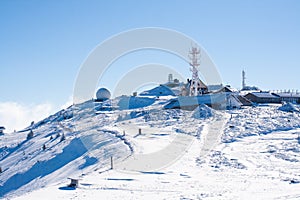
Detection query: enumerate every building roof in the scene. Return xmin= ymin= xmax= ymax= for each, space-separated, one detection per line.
xmin=207 ymin=84 xmax=223 ymax=91
xmin=215 ymin=86 xmax=237 ymax=93
xmin=247 ymin=92 xmax=280 ymax=99
xmin=275 ymin=93 xmax=300 ymax=98
xmin=139 ymin=85 xmax=175 ymax=96
xmin=242 ymin=86 xmax=261 ymax=91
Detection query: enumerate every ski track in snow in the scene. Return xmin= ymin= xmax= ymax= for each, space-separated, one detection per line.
xmin=1 ymin=99 xmax=300 ymax=199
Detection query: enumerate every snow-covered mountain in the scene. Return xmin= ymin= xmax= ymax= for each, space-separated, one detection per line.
xmin=1 ymin=96 xmax=300 ymax=199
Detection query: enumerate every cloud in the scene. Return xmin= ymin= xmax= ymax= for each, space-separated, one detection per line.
xmin=0 ymin=102 xmax=55 ymax=133
xmin=60 ymin=96 xmax=73 ymax=110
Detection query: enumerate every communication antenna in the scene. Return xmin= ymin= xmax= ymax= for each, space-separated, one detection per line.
xmin=242 ymin=70 xmax=246 ymax=89
xmin=189 ymin=45 xmax=201 ymax=96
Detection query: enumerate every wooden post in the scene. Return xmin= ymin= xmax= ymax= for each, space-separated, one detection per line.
xmin=138 ymin=128 xmax=142 ymax=135
xmin=110 ymin=156 xmax=113 ymax=170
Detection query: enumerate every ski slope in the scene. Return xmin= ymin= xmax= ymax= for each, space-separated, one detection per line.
xmin=1 ymin=96 xmax=300 ymax=199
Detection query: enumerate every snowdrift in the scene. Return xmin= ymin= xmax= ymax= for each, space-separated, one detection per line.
xmin=278 ymin=102 xmax=299 ymax=113
xmin=117 ymin=96 xmax=155 ymax=110
xmin=192 ymin=104 xmax=215 ymax=119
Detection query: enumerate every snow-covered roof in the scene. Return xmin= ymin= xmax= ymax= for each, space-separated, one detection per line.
xmin=248 ymin=92 xmax=279 ymax=98
xmin=240 ymin=90 xmax=261 ymax=96
xmin=215 ymin=86 xmax=238 ymax=93
xmin=139 ymin=85 xmax=175 ymax=96
xmin=117 ymin=96 xmax=155 ymax=110
xmin=275 ymin=93 xmax=300 ymax=98
xmin=242 ymin=86 xmax=261 ymax=91
xmin=207 ymin=84 xmax=223 ymax=91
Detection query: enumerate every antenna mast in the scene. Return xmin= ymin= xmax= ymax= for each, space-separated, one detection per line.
xmin=242 ymin=70 xmax=246 ymax=89
xmin=189 ymin=46 xmax=201 ymax=96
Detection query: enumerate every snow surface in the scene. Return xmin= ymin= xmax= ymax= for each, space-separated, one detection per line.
xmin=192 ymin=104 xmax=215 ymax=119
xmin=1 ymin=98 xmax=300 ymax=199
xmin=139 ymin=85 xmax=175 ymax=96
xmin=279 ymin=102 xmax=300 ymax=113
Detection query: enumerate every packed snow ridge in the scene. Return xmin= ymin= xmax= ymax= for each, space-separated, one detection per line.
xmin=1 ymin=96 xmax=300 ymax=199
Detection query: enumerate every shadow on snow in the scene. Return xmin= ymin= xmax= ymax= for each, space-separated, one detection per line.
xmin=0 ymin=138 xmax=88 ymax=197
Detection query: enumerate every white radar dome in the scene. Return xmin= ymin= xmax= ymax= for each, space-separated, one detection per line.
xmin=96 ymin=88 xmax=111 ymax=101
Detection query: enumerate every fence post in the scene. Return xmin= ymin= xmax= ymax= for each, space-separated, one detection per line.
xmin=110 ymin=156 xmax=113 ymax=170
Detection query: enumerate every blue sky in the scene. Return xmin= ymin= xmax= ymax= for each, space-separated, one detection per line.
xmin=0 ymin=0 xmax=299 ymax=130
